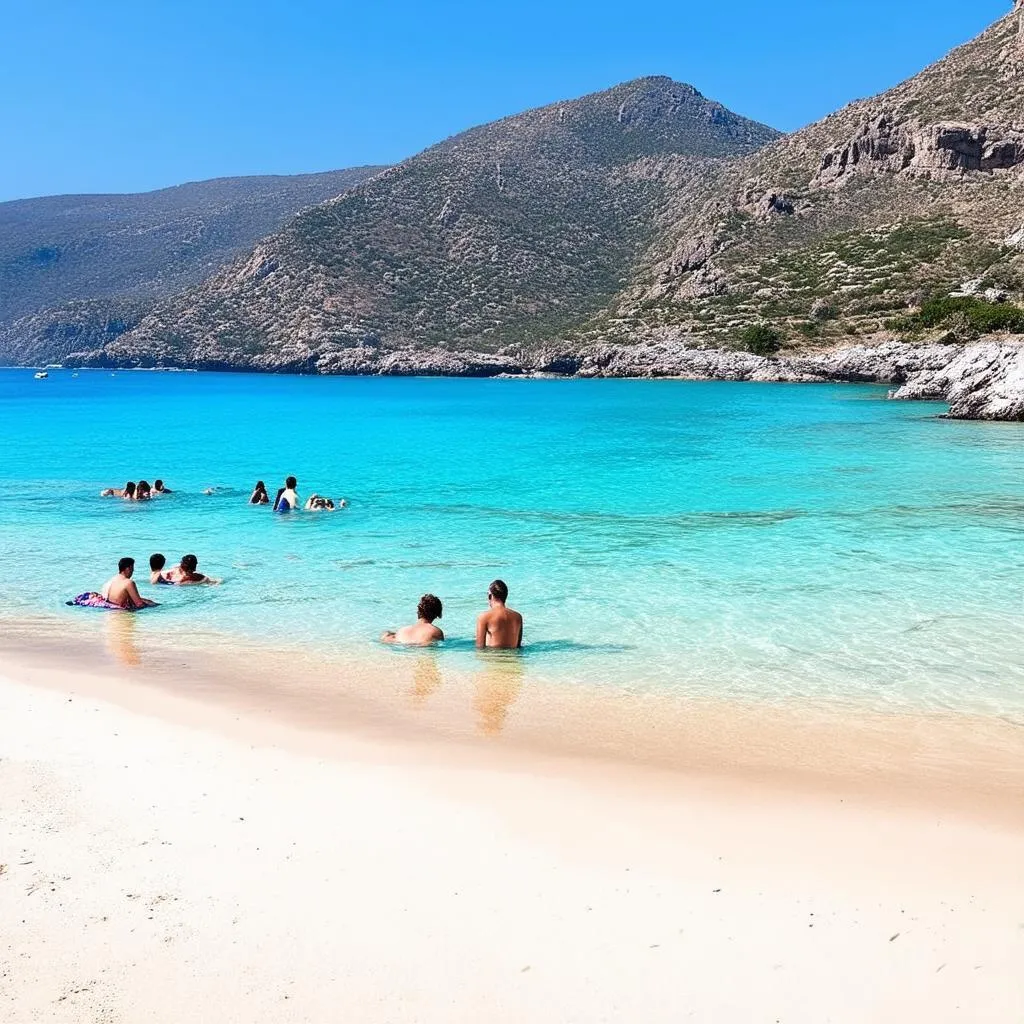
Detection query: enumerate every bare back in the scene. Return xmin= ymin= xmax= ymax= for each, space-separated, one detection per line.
xmin=101 ymin=574 xmax=143 ymax=609
xmin=476 ymin=605 xmax=523 ymax=649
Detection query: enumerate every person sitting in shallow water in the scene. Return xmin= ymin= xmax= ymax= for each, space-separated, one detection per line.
xmin=249 ymin=481 xmax=270 ymax=505
xmin=101 ymin=557 xmax=159 ymax=609
xmin=101 ymin=481 xmax=135 ymax=499
xmin=381 ymin=594 xmax=445 ymax=646
xmin=165 ymin=553 xmax=220 ymax=586
xmin=476 ymin=579 xmax=523 ymax=649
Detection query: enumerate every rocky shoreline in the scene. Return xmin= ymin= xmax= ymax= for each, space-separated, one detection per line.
xmin=63 ymin=337 xmax=1024 ymax=421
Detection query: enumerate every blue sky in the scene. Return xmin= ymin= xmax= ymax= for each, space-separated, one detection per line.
xmin=0 ymin=0 xmax=1010 ymax=201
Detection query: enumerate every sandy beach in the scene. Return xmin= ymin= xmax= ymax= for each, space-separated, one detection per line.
xmin=1 ymin=646 xmax=1022 ymax=1024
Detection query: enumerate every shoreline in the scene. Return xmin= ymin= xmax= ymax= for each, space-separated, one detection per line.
xmin=3 ymin=618 xmax=1022 ymax=833
xmin=12 ymin=336 xmax=1024 ymax=420
xmin=1 ymin=643 xmax=1022 ymax=1021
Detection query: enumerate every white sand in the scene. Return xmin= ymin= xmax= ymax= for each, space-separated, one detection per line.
xmin=1 ymin=659 xmax=1022 ymax=1024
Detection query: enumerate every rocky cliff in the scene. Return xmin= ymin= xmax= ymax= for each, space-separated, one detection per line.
xmin=610 ymin=6 xmax=1024 ymax=348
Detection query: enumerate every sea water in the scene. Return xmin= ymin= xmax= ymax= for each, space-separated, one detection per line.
xmin=1 ymin=368 xmax=1023 ymax=716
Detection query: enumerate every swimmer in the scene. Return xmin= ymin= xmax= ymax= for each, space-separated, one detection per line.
xmin=101 ymin=481 xmax=135 ymax=499
xmin=381 ymin=594 xmax=445 ymax=646
xmin=249 ymin=481 xmax=270 ymax=505
xmin=100 ymin=557 xmax=159 ymax=609
xmin=274 ymin=476 xmax=299 ymax=512
xmin=305 ymin=494 xmax=336 ymax=511
xmin=165 ymin=553 xmax=220 ymax=586
xmin=475 ymin=579 xmax=523 ymax=649
xmin=149 ymin=553 xmax=170 ymax=585
xmin=136 ymin=480 xmax=153 ymax=501
xmin=153 ymin=479 xmax=172 ymax=494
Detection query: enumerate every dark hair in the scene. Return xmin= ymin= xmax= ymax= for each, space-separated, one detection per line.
xmin=124 ymin=481 xmax=136 ymax=495
xmin=418 ymin=594 xmax=443 ymax=622
xmin=182 ymin=554 xmax=198 ymax=572
xmin=255 ymin=480 xmax=266 ymax=491
xmin=118 ymin=557 xmax=135 ymax=574
xmin=488 ymin=579 xmax=509 ymax=602
xmin=154 ymin=479 xmax=163 ymax=488
xmin=137 ymin=480 xmax=151 ymax=494
xmin=149 ymin=553 xmax=166 ymax=571
xmin=286 ymin=476 xmax=297 ymax=489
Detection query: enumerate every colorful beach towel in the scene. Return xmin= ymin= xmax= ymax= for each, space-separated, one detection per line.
xmin=66 ymin=591 xmax=136 ymax=611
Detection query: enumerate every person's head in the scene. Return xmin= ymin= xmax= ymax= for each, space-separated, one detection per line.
xmin=124 ymin=481 xmax=136 ymax=497
xmin=137 ymin=480 xmax=151 ymax=498
xmin=154 ymin=479 xmax=164 ymax=491
xmin=418 ymin=594 xmax=443 ymax=623
xmin=488 ymin=579 xmax=509 ymax=605
xmin=149 ymin=553 xmax=166 ymax=572
xmin=285 ymin=476 xmax=297 ymax=490
xmin=181 ymin=554 xmax=199 ymax=573
xmin=118 ymin=556 xmax=135 ymax=577
xmin=255 ymin=480 xmax=266 ymax=493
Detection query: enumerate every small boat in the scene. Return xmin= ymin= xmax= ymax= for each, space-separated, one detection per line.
xmin=34 ymin=371 xmax=48 ymax=379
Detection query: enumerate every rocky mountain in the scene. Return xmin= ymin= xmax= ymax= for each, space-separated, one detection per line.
xmin=79 ymin=78 xmax=779 ymax=371
xmin=0 ymin=167 xmax=384 ymax=364
xmin=605 ymin=5 xmax=1024 ymax=347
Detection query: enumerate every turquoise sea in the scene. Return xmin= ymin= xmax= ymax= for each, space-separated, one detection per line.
xmin=1 ymin=368 xmax=1023 ymax=716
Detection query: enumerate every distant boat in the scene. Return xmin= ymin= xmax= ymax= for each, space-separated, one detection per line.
xmin=34 ymin=371 xmax=48 ymax=379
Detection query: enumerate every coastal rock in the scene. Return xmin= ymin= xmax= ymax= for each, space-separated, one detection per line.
xmin=892 ymin=341 xmax=1024 ymax=420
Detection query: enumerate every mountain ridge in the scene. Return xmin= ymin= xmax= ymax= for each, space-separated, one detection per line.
xmin=0 ymin=166 xmax=386 ymax=363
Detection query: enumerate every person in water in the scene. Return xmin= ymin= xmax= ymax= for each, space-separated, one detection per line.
xmin=250 ymin=481 xmax=270 ymax=505
xmin=101 ymin=557 xmax=159 ymax=609
xmin=476 ymin=579 xmax=523 ymax=649
xmin=305 ymin=494 xmax=336 ymax=511
xmin=165 ymin=554 xmax=220 ymax=585
xmin=153 ymin=479 xmax=172 ymax=494
xmin=101 ymin=481 xmax=135 ymax=499
xmin=381 ymin=594 xmax=445 ymax=646
xmin=136 ymin=480 xmax=153 ymax=501
xmin=149 ymin=553 xmax=170 ymax=585
xmin=274 ymin=476 xmax=299 ymax=512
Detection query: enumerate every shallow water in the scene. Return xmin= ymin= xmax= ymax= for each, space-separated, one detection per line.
xmin=2 ymin=368 xmax=1023 ymax=715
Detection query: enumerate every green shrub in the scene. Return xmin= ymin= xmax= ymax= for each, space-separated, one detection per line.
xmin=739 ymin=324 xmax=782 ymax=356
xmin=911 ymin=295 xmax=1024 ymax=334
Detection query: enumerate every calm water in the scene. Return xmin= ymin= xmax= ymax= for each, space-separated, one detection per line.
xmin=1 ymin=368 xmax=1023 ymax=715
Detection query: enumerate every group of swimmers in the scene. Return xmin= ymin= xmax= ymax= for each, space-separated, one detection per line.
xmin=71 ymin=552 xmax=218 ymax=611
xmin=249 ymin=476 xmax=347 ymax=512
xmin=381 ymin=579 xmax=524 ymax=650
xmin=76 ymin=560 xmax=523 ymax=649
xmin=100 ymin=479 xmax=172 ymax=500
xmin=87 ymin=473 xmax=522 ymax=648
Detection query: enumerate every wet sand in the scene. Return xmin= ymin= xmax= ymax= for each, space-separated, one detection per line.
xmin=1 ymin=627 xmax=1022 ymax=1022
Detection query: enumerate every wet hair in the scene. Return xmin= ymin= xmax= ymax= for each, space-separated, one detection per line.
xmin=255 ymin=480 xmax=266 ymax=492
xmin=154 ymin=479 xmax=164 ymax=490
xmin=181 ymin=554 xmax=199 ymax=573
xmin=137 ymin=480 xmax=151 ymax=495
xmin=124 ymin=481 xmax=136 ymax=496
xmin=418 ymin=594 xmax=443 ymax=623
xmin=118 ymin=557 xmax=135 ymax=574
xmin=488 ymin=579 xmax=509 ymax=602
xmin=149 ymin=553 xmax=166 ymax=571
xmin=286 ymin=476 xmax=297 ymax=489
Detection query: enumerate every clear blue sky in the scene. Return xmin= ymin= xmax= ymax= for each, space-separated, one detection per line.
xmin=0 ymin=0 xmax=1010 ymax=201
